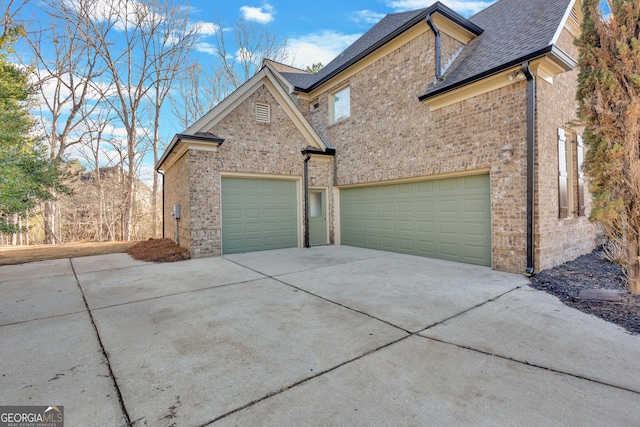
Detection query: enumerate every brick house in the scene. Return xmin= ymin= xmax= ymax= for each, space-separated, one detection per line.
xmin=157 ymin=0 xmax=595 ymax=274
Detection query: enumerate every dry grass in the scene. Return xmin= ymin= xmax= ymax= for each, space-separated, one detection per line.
xmin=0 ymin=241 xmax=137 ymax=265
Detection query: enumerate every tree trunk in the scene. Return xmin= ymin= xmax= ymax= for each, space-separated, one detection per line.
xmin=10 ymin=213 xmax=17 ymax=245
xmin=44 ymin=200 xmax=57 ymax=244
xmin=123 ymin=158 xmax=135 ymax=241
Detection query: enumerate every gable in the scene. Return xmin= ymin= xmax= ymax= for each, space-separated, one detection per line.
xmin=157 ymin=68 xmax=330 ymax=171
xmin=420 ymin=0 xmax=576 ymax=103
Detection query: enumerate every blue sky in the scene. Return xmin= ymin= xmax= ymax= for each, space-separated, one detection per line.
xmin=14 ymin=0 xmax=496 ymax=181
xmin=185 ymin=0 xmax=495 ymax=69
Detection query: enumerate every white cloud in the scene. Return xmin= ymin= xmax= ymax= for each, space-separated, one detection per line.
xmin=195 ymin=42 xmax=217 ymax=55
xmin=192 ymin=21 xmax=218 ymax=36
xmin=63 ymin=0 xmax=166 ymax=32
xmin=385 ymin=0 xmax=494 ymax=17
xmin=353 ymin=10 xmax=386 ymax=24
xmin=288 ymin=31 xmax=361 ymax=70
xmin=240 ymin=4 xmax=275 ymax=24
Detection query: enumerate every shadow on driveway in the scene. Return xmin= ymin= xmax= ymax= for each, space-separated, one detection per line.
xmin=1 ymin=246 xmax=639 ymax=426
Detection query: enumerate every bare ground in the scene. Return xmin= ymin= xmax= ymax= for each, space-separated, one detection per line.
xmin=530 ymin=248 xmax=640 ymax=335
xmin=0 ymin=238 xmax=189 ymax=265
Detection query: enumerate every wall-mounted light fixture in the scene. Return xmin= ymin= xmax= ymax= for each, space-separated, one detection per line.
xmin=500 ymin=143 xmax=515 ymax=160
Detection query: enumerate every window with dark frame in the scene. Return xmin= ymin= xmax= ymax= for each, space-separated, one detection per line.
xmin=558 ymin=128 xmax=586 ymax=219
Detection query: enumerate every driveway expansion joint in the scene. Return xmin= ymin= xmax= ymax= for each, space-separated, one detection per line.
xmin=421 ymin=335 xmax=640 ymax=396
xmin=224 ymin=257 xmax=412 ymax=334
xmin=420 ymin=285 xmax=523 ymax=332
xmin=198 ymin=334 xmax=414 ymax=426
xmin=69 ymin=258 xmax=133 ymax=427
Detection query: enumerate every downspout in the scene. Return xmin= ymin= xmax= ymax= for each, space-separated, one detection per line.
xmin=426 ymin=14 xmax=443 ymax=81
xmin=158 ymin=170 xmax=165 ymax=239
xmin=522 ymin=62 xmax=535 ymax=276
xmin=303 ymin=154 xmax=311 ymax=248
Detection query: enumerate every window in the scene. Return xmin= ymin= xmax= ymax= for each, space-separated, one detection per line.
xmin=256 ymin=103 xmax=270 ymax=123
xmin=331 ymin=86 xmax=350 ymax=123
xmin=558 ymin=128 xmax=586 ymax=218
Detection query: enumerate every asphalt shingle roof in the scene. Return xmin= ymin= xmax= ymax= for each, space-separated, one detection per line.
xmin=280 ymin=2 xmax=481 ymax=92
xmin=278 ymin=0 xmax=574 ymax=98
xmin=423 ymin=0 xmax=573 ymax=98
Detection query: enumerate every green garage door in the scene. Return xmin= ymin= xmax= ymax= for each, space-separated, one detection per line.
xmin=340 ymin=174 xmax=491 ymax=266
xmin=222 ymin=177 xmax=298 ymax=254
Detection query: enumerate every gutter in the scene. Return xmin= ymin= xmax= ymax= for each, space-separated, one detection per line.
xmin=301 ymin=146 xmax=336 ymax=248
xmin=522 ymin=61 xmax=535 ymax=276
xmin=158 ymin=170 xmax=165 ymax=239
xmin=419 ymin=45 xmax=576 ymax=101
xmin=303 ymin=154 xmax=311 ymax=248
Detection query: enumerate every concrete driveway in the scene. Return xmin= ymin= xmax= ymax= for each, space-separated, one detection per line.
xmin=1 ymin=246 xmax=639 ymax=426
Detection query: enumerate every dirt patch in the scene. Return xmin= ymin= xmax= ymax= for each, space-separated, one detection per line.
xmin=127 ymin=239 xmax=190 ymax=263
xmin=0 ymin=241 xmax=137 ymax=265
xmin=530 ymin=248 xmax=640 ymax=335
xmin=0 ymin=239 xmax=190 ymax=265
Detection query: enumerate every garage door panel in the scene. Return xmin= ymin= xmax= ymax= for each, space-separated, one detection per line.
xmin=381 ymin=220 xmax=395 ymax=231
xmin=417 ymin=240 xmax=436 ymax=253
xmin=398 ymin=201 xmax=413 ymax=213
xmin=417 ymin=220 xmax=434 ymax=233
xmin=439 ymin=200 xmax=458 ymax=214
xmin=341 ymin=175 xmax=490 ymax=266
xmin=398 ymin=220 xmax=413 ymax=232
xmin=439 ymin=222 xmax=458 ymax=235
xmin=416 ymin=181 xmax=435 ymax=193
xmin=222 ymin=178 xmax=298 ymax=254
xmin=438 ymin=179 xmax=458 ymax=191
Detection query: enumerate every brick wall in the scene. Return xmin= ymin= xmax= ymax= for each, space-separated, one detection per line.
xmin=162 ymin=23 xmax=594 ymax=272
xmin=302 ymin=29 xmax=530 ymax=272
xmin=172 ymin=84 xmax=334 ymax=257
xmin=162 ymin=153 xmax=191 ymax=250
xmin=534 ymin=28 xmax=596 ymax=270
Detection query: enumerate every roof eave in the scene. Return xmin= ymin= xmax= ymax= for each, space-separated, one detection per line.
xmin=296 ymin=3 xmax=483 ymax=94
xmin=418 ymin=44 xmax=577 ymax=102
xmin=156 ymin=134 xmax=225 ymax=171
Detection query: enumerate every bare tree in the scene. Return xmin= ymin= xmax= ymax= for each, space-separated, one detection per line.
xmin=169 ymin=16 xmax=291 ymax=129
xmin=50 ymin=0 xmax=197 ymax=240
xmin=147 ymin=0 xmax=199 ymax=236
xmin=214 ymin=17 xmax=290 ymax=89
xmin=26 ymin=5 xmax=106 ymax=243
xmin=169 ymin=62 xmax=226 ymax=130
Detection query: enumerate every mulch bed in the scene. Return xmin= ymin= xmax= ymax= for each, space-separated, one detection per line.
xmin=530 ymin=248 xmax=640 ymax=335
xmin=126 ymin=238 xmax=190 ymax=263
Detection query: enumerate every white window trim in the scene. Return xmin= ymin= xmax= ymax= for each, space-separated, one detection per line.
xmin=330 ymin=85 xmax=350 ymax=124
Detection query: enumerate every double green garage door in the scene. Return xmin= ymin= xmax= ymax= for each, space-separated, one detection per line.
xmin=340 ymin=174 xmax=491 ymax=266
xmin=222 ymin=175 xmax=491 ymax=266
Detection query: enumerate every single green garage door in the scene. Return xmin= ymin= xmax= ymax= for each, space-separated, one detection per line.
xmin=222 ymin=177 xmax=298 ymax=254
xmin=340 ymin=174 xmax=491 ymax=266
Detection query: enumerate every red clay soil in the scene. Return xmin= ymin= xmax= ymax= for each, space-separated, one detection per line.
xmin=126 ymin=238 xmax=190 ymax=263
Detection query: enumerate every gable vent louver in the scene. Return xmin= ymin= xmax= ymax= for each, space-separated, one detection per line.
xmin=256 ymin=103 xmax=270 ymax=123
xmin=569 ymin=7 xmax=579 ymax=26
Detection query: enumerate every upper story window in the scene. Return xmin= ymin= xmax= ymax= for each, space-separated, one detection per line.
xmin=331 ymin=86 xmax=350 ymax=123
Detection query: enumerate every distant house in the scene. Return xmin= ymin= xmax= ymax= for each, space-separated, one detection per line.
xmin=157 ymin=0 xmax=594 ymax=274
